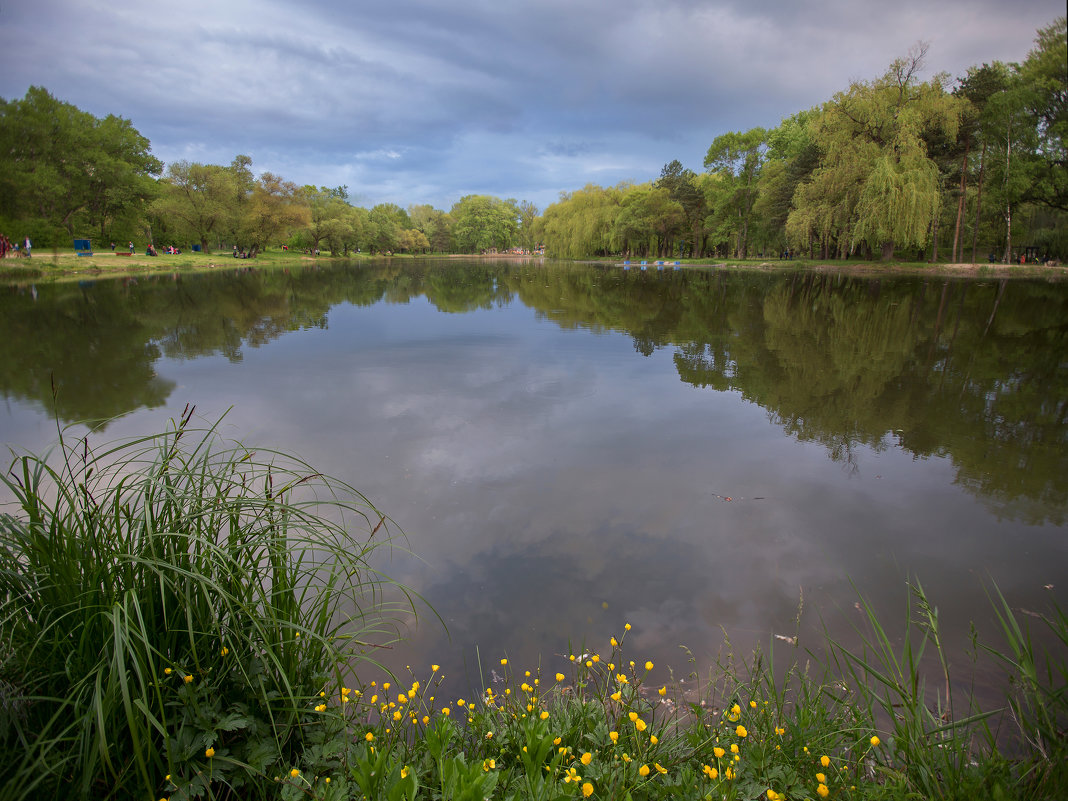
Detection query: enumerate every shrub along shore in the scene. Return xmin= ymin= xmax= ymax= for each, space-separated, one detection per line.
xmin=0 ymin=417 xmax=1064 ymax=801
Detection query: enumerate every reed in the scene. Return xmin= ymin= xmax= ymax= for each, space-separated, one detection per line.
xmin=0 ymin=407 xmax=412 ymax=800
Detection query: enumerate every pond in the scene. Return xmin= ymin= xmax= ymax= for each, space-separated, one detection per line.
xmin=1 ymin=258 xmax=1065 ymax=701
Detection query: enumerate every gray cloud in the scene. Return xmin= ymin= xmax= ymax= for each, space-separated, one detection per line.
xmin=1 ymin=0 xmax=1062 ymax=211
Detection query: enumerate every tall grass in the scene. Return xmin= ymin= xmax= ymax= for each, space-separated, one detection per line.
xmin=0 ymin=407 xmax=413 ymax=800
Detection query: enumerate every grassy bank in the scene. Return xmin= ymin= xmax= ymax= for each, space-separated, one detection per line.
xmin=5 ymin=249 xmax=1067 ymax=285
xmin=1 ymin=417 xmax=1064 ymax=800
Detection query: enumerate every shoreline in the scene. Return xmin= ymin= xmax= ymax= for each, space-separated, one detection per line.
xmin=2 ymin=250 xmax=1065 ymax=282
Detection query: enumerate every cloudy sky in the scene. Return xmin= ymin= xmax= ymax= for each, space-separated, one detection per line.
xmin=1 ymin=0 xmax=1062 ymax=212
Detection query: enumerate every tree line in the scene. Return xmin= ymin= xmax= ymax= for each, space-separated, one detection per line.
xmin=540 ymin=20 xmax=1066 ymax=263
xmin=1 ymin=18 xmax=1063 ymax=262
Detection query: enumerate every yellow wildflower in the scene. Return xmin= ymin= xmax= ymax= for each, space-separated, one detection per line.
xmin=555 ymin=672 xmax=565 ymax=682
xmin=431 ymin=664 xmax=440 ymax=672
xmin=736 ymin=725 xmax=748 ymax=738
xmin=638 ymin=764 xmax=650 ymax=777
xmin=645 ymin=661 xmax=653 ymax=670
xmin=654 ymin=763 xmax=667 ymax=774
xmin=205 ymin=747 xmax=215 ymax=758
xmin=290 ymin=768 xmax=300 ymax=778
xmin=817 ymin=785 xmax=829 ymax=798
xmin=609 ymin=731 xmax=619 ymax=743
xmin=821 ymin=755 xmax=830 ymax=767
xmin=871 ymin=735 xmax=881 ymax=747
xmin=582 ymin=782 xmax=594 ymax=797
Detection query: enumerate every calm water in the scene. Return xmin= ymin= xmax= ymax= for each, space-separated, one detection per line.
xmin=2 ymin=259 xmax=1066 ymax=699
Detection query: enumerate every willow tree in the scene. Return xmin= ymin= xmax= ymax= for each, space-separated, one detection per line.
xmin=538 ymin=184 xmax=625 ymax=258
xmin=790 ymin=46 xmax=964 ymax=260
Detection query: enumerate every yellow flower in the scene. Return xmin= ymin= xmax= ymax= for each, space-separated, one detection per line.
xmin=703 ymin=764 xmax=718 ymax=779
xmin=290 ymin=768 xmax=300 ymax=778
xmin=611 ymin=691 xmax=622 ymax=701
xmin=500 ymin=658 xmax=508 ymax=666
xmin=820 ymin=755 xmax=830 ymax=767
xmin=457 ymin=698 xmax=465 ymax=707
xmin=816 ymin=772 xmax=827 ymax=783
xmin=628 ymin=711 xmax=638 ymax=721
xmin=725 ymin=766 xmax=734 ymax=780
xmin=635 ymin=719 xmax=647 ymax=732
xmin=817 ymin=784 xmax=829 ymax=798
xmin=393 ymin=710 xmax=402 ymax=721
xmin=398 ymin=692 xmax=407 ymax=704
xmin=658 ymin=686 xmax=667 ymax=696
xmin=713 ymin=746 xmax=725 ymax=758
xmin=485 ymin=731 xmax=493 ymax=739
xmin=554 ymin=737 xmax=562 ymax=745
xmin=482 ymin=758 xmax=495 ymax=771
xmin=164 ymin=668 xmax=172 ymax=675
xmin=767 ymin=791 xmax=779 ymax=801
xmin=205 ymin=747 xmax=215 ymax=758
xmin=650 ymin=735 xmax=658 ymax=745
xmin=401 ymin=766 xmax=410 ymax=778
xmin=540 ymin=710 xmax=549 ymax=720
xmin=750 ymin=700 xmax=757 ymax=708
xmin=383 ymin=682 xmax=391 ymax=690
xmin=183 ymin=675 xmax=193 ymax=684
xmin=611 ymin=637 xmax=618 ymax=647
xmin=654 ymin=763 xmax=667 ymax=774
xmin=735 ymin=725 xmax=748 ymax=738
xmin=638 ymin=764 xmax=650 ymax=777
xmin=431 ymin=664 xmax=440 ymax=672
xmin=591 ymin=654 xmax=600 ymax=663
xmin=563 ymin=767 xmax=580 ymax=783
xmin=582 ymin=782 xmax=594 ymax=797
xmin=556 ymin=673 xmax=565 ymax=682
xmin=609 ymin=731 xmax=619 ymax=743
xmin=871 ymin=735 xmax=881 ymax=747
xmin=730 ymin=743 xmax=739 ymax=754
xmin=585 ymin=660 xmax=593 ymax=667
xmin=220 ymin=647 xmax=229 ymax=656
xmin=645 ymin=661 xmax=653 ymax=670
xmin=315 ymin=704 xmax=327 ymax=712
xmin=581 ymin=752 xmax=592 ymax=765
xmin=625 ymin=623 xmax=632 ymax=630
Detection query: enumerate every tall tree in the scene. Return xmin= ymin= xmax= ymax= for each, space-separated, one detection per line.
xmin=450 ymin=195 xmax=518 ymax=253
xmin=789 ymin=46 xmax=963 ymax=260
xmin=152 ymin=161 xmax=241 ymax=252
xmin=704 ymin=128 xmax=768 ymax=258
xmin=0 ymin=87 xmax=161 ymax=243
xmin=657 ymin=160 xmax=707 ymax=257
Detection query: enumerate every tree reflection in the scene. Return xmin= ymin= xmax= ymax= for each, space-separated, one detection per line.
xmin=1 ymin=261 xmax=1063 ymax=521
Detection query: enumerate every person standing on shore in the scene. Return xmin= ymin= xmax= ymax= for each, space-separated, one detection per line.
xmin=128 ymin=240 xmax=134 ymax=253
xmin=24 ymin=237 xmax=31 ymax=257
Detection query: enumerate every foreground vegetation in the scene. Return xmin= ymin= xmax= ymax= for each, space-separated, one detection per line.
xmin=1 ymin=417 xmax=1064 ymax=800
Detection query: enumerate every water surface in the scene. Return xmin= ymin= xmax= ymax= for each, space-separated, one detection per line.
xmin=2 ymin=259 xmax=1065 ymax=698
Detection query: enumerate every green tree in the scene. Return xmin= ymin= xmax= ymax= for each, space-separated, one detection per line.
xmin=538 ymin=184 xmax=625 ymax=258
xmin=704 ymin=127 xmax=768 ymax=258
xmin=0 ymin=86 xmax=161 ymax=245
xmin=151 ymin=161 xmax=241 ymax=252
xmin=610 ymin=183 xmax=686 ymax=257
xmin=450 ymin=195 xmax=518 ymax=252
xmin=657 ymin=160 xmax=708 ymax=257
xmin=789 ymin=46 xmax=963 ymax=260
